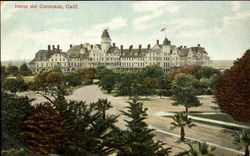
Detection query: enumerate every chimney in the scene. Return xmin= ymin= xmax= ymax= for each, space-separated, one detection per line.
xmin=80 ymin=44 xmax=83 ymax=48
xmin=113 ymin=43 xmax=116 ymax=47
xmin=147 ymin=44 xmax=151 ymax=50
xmin=57 ymin=45 xmax=60 ymax=50
xmin=198 ymin=44 xmax=200 ymax=47
xmin=157 ymin=40 xmax=159 ymax=45
xmin=48 ymin=45 xmax=51 ymax=51
xmin=120 ymin=45 xmax=123 ymax=52
xmin=180 ymin=45 xmax=183 ymax=48
xmin=139 ymin=44 xmax=142 ymax=52
xmin=184 ymin=46 xmax=186 ymax=48
xmin=91 ymin=44 xmax=93 ymax=48
xmin=52 ymin=45 xmax=55 ymax=51
xmin=70 ymin=44 xmax=73 ymax=48
xmin=129 ymin=45 xmax=133 ymax=51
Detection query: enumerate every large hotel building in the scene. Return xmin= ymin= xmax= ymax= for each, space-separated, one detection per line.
xmin=29 ymin=29 xmax=210 ymax=73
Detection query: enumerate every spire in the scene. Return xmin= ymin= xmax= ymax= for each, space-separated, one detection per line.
xmin=101 ymin=29 xmax=110 ymax=38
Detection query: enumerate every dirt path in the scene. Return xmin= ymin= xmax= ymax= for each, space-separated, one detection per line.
xmin=18 ymin=85 xmax=243 ymax=155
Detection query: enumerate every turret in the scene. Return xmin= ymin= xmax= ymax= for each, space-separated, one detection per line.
xmin=101 ymin=29 xmax=112 ymax=52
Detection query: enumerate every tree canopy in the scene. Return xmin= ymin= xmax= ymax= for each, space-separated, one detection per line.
xmin=215 ymin=50 xmax=250 ymax=123
xmin=171 ymin=73 xmax=202 ymax=112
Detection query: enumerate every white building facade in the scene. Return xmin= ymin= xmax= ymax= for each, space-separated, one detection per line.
xmin=29 ymin=29 xmax=210 ymax=73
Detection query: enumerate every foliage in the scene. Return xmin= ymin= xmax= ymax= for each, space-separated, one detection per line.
xmin=1 ymin=148 xmax=47 ymax=156
xmin=1 ymin=66 xmax=8 ymax=89
xmin=168 ymin=65 xmax=200 ymax=80
xmin=24 ymin=103 xmax=64 ymax=154
xmin=51 ymin=66 xmax=63 ymax=73
xmin=116 ymin=98 xmax=171 ymax=155
xmin=231 ymin=129 xmax=250 ymax=156
xmin=138 ymin=77 xmax=157 ymax=98
xmin=19 ymin=63 xmax=32 ymax=76
xmin=63 ymin=73 xmax=82 ymax=86
xmin=184 ymin=142 xmax=216 ymax=156
xmin=196 ymin=66 xmax=221 ymax=79
xmin=171 ymin=73 xmax=202 ymax=112
xmin=98 ymin=68 xmax=117 ymax=94
xmin=116 ymin=72 xmax=137 ymax=97
xmin=170 ymin=112 xmax=196 ymax=142
xmin=75 ymin=67 xmax=97 ymax=83
xmin=6 ymin=65 xmax=19 ymax=76
xmin=4 ymin=76 xmax=27 ymax=93
xmin=1 ymin=92 xmax=34 ymax=150
xmin=215 ymin=50 xmax=250 ymax=123
xmin=30 ymin=71 xmax=64 ymax=91
xmin=156 ymin=74 xmax=172 ymax=97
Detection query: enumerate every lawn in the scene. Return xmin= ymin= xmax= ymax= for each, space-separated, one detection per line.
xmin=7 ymin=75 xmax=35 ymax=83
xmin=191 ymin=113 xmax=246 ymax=125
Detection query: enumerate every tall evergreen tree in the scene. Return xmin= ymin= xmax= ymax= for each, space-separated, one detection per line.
xmin=24 ymin=103 xmax=64 ymax=154
xmin=1 ymin=92 xmax=34 ymax=150
xmin=116 ymin=98 xmax=171 ymax=156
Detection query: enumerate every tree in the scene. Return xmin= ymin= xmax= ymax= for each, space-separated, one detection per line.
xmin=24 ymin=103 xmax=64 ymax=154
xmin=98 ymin=69 xmax=116 ymax=94
xmin=116 ymin=72 xmax=137 ymax=97
xmin=19 ymin=63 xmax=32 ymax=76
xmin=6 ymin=65 xmax=19 ymax=76
xmin=157 ymin=74 xmax=172 ymax=98
xmin=170 ymin=112 xmax=196 ymax=142
xmin=63 ymin=73 xmax=82 ymax=86
xmin=75 ymin=67 xmax=96 ymax=83
xmin=231 ymin=129 xmax=250 ymax=156
xmin=4 ymin=76 xmax=27 ymax=93
xmin=215 ymin=50 xmax=250 ymax=123
xmin=116 ymin=98 xmax=171 ymax=155
xmin=51 ymin=66 xmax=63 ymax=73
xmin=196 ymin=66 xmax=221 ymax=79
xmin=183 ymin=142 xmax=216 ymax=156
xmin=171 ymin=73 xmax=202 ymax=112
xmin=1 ymin=92 xmax=34 ymax=150
xmin=139 ymin=77 xmax=157 ymax=98
xmin=168 ymin=65 xmax=200 ymax=80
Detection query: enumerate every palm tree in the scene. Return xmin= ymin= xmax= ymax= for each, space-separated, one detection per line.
xmin=186 ymin=142 xmax=216 ymax=156
xmin=170 ymin=112 xmax=196 ymax=142
xmin=231 ymin=129 xmax=250 ymax=156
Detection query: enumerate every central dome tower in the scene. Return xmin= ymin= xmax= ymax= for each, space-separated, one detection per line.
xmin=101 ymin=29 xmax=112 ymax=52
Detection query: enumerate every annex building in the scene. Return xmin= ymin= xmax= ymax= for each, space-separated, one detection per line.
xmin=29 ymin=29 xmax=210 ymax=73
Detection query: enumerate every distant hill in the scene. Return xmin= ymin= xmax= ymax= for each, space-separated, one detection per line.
xmin=1 ymin=59 xmax=32 ymax=67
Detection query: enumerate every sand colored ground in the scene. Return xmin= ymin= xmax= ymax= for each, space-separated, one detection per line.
xmin=18 ymin=85 xmax=244 ymax=156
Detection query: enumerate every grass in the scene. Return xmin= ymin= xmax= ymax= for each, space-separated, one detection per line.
xmin=191 ymin=113 xmax=247 ymax=125
xmin=7 ymin=75 xmax=35 ymax=83
xmin=164 ymin=112 xmax=249 ymax=131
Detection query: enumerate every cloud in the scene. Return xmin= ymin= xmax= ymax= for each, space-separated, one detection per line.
xmin=132 ymin=9 xmax=164 ymax=31
xmin=230 ymin=1 xmax=240 ymax=12
xmin=176 ymin=27 xmax=223 ymax=39
xmin=167 ymin=18 xmax=206 ymax=33
xmin=224 ymin=11 xmax=250 ymax=24
xmin=94 ymin=17 xmax=127 ymax=31
xmin=1 ymin=17 xmax=128 ymax=60
xmin=131 ymin=1 xmax=180 ymax=31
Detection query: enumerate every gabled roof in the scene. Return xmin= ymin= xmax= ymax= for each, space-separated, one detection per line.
xmin=121 ymin=48 xmax=149 ymax=58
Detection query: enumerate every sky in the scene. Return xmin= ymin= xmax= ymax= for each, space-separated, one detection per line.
xmin=1 ymin=1 xmax=250 ymax=61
